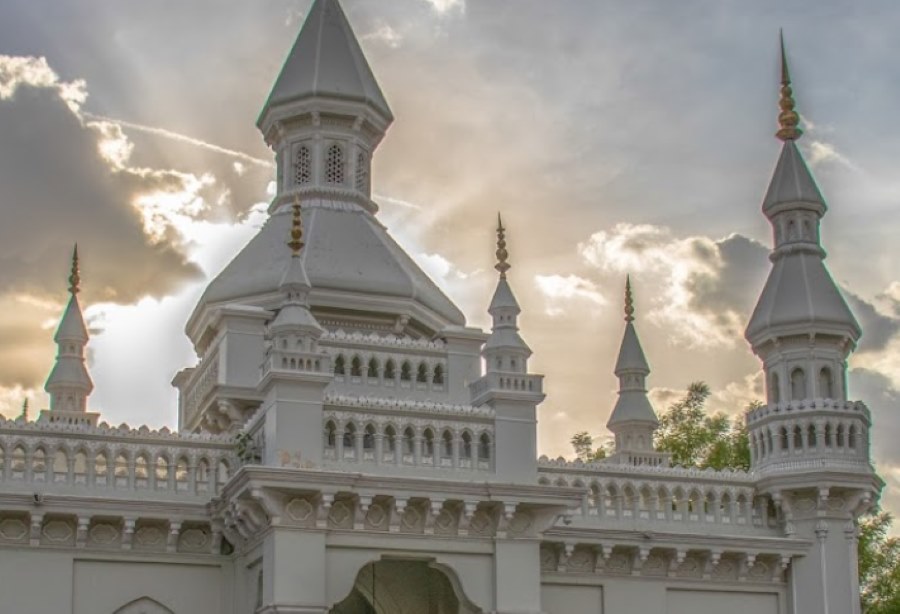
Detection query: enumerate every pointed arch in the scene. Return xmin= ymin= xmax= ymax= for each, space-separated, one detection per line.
xmin=355 ymin=150 xmax=369 ymax=192
xmin=790 ymin=367 xmax=806 ymax=401
xmin=334 ymin=354 xmax=346 ymax=376
xmin=384 ymin=359 xmax=396 ymax=380
xmin=113 ymin=596 xmax=175 ymax=614
xmin=294 ymin=144 xmax=312 ymax=185
xmin=325 ymin=420 xmax=337 ymax=448
xmin=402 ymin=426 xmax=415 ymax=456
xmin=770 ymin=371 xmax=781 ymax=403
xmin=416 ymin=362 xmax=429 ymax=383
xmin=400 ymin=361 xmax=412 ymax=381
xmin=819 ymin=366 xmax=834 ymax=399
xmin=433 ymin=363 xmax=445 ymax=385
xmin=350 ymin=355 xmax=363 ymax=377
xmin=367 ymin=357 xmax=380 ymax=378
xmin=325 ymin=143 xmax=345 ymax=184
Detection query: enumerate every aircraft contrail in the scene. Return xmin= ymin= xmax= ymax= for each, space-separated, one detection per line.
xmin=83 ymin=112 xmax=274 ymax=169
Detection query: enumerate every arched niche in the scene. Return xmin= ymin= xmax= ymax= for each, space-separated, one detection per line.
xmin=330 ymin=558 xmax=482 ymax=614
xmin=113 ymin=596 xmax=175 ymax=614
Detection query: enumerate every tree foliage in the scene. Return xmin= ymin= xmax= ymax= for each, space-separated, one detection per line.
xmin=859 ymin=509 xmax=900 ymax=613
xmin=569 ymin=431 xmax=607 ymax=462
xmin=653 ymin=382 xmax=750 ymax=471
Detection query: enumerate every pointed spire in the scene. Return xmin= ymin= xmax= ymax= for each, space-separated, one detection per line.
xmin=776 ymin=31 xmax=803 ymax=142
xmin=20 ymin=398 xmax=29 ymax=422
xmin=495 ymin=213 xmax=511 ymax=280
xmin=624 ymin=275 xmax=635 ymax=322
xmin=259 ymin=0 xmax=392 ymax=124
xmin=68 ymin=244 xmax=80 ymax=295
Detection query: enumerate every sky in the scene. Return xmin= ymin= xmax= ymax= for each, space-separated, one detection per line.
xmin=0 ymin=0 xmax=898 ymax=520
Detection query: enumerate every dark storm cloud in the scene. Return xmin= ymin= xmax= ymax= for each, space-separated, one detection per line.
xmin=0 ymin=77 xmax=202 ymax=304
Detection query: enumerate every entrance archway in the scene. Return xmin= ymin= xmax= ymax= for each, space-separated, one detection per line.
xmin=330 ymin=559 xmax=481 ymax=614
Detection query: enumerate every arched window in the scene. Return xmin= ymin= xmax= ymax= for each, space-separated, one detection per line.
xmin=790 ymin=368 xmax=806 ymax=401
xmin=196 ymin=459 xmax=211 ymax=490
xmin=350 ymin=355 xmax=363 ymax=377
xmin=417 ymin=362 xmax=429 ymax=383
xmin=400 ymin=361 xmax=412 ymax=382
xmin=155 ymin=456 xmax=168 ymax=483
xmin=836 ymin=424 xmax=845 ymax=447
xmin=423 ymin=429 xmax=435 ymax=457
xmin=33 ymin=447 xmax=47 ymax=478
xmin=343 ymin=423 xmax=357 ymax=449
xmin=11 ymin=445 xmax=25 ymax=477
xmin=385 ymin=426 xmax=397 ymax=453
xmin=461 ymin=432 xmax=473 ymax=459
xmin=363 ymin=424 xmax=376 ymax=450
xmin=368 ymin=357 xmax=379 ymax=378
xmin=325 ymin=421 xmax=337 ymax=448
xmin=175 ymin=458 xmax=189 ymax=491
xmin=441 ymin=430 xmax=454 ymax=457
xmin=135 ymin=455 xmax=149 ymax=480
xmin=294 ymin=145 xmax=311 ymax=185
xmin=793 ymin=426 xmax=803 ymax=450
xmin=848 ymin=424 xmax=858 ymax=449
xmin=433 ymin=364 xmax=444 ymax=385
xmin=94 ymin=452 xmax=108 ymax=479
xmin=74 ymin=450 xmax=88 ymax=484
xmin=53 ymin=449 xmax=68 ymax=482
xmin=819 ymin=367 xmax=834 ymax=399
xmin=403 ymin=427 xmax=415 ymax=455
xmin=479 ymin=433 xmax=492 ymax=460
xmin=217 ymin=460 xmax=230 ymax=487
xmin=825 ymin=423 xmax=834 ymax=447
xmin=770 ymin=372 xmax=781 ymax=404
xmin=334 ymin=355 xmax=346 ymax=376
xmin=325 ymin=144 xmax=344 ymax=184
xmin=780 ymin=427 xmax=789 ymax=450
xmin=355 ymin=151 xmax=369 ymax=192
xmin=384 ymin=359 xmax=396 ymax=380
xmin=807 ymin=424 xmax=817 ymax=448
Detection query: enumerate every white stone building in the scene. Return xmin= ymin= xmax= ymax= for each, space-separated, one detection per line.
xmin=0 ymin=2 xmax=884 ymax=613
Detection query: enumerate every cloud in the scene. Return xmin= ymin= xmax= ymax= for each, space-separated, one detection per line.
xmin=578 ymin=224 xmax=770 ymax=348
xmin=421 ymin=0 xmax=465 ymax=15
xmin=534 ymin=274 xmax=606 ymax=317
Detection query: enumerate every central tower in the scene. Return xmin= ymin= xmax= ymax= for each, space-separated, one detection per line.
xmin=257 ymin=0 xmax=393 ymax=214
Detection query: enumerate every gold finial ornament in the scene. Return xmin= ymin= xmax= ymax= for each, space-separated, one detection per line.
xmin=288 ymin=197 xmax=305 ymax=254
xmin=776 ymin=31 xmax=803 ymax=141
xmin=495 ymin=213 xmax=511 ymax=279
xmin=624 ymin=275 xmax=635 ymax=322
xmin=68 ymin=244 xmax=81 ymax=295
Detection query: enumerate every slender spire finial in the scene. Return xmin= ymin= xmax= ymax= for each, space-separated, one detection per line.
xmin=495 ymin=213 xmax=510 ymax=279
xmin=20 ymin=398 xmax=29 ymax=421
xmin=776 ymin=30 xmax=803 ymax=142
xmin=288 ymin=197 xmax=305 ymax=255
xmin=68 ymin=244 xmax=81 ymax=295
xmin=624 ymin=275 xmax=635 ymax=322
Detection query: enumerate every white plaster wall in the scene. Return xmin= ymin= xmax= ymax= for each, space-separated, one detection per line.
xmin=0 ymin=550 xmax=231 ymax=614
xmin=0 ymin=548 xmax=73 ymax=614
xmin=73 ymin=559 xmax=228 ymax=614
xmin=666 ymin=589 xmax=780 ymax=614
xmin=541 ymin=584 xmax=603 ymax=613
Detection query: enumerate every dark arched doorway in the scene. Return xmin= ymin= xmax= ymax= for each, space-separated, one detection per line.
xmin=330 ymin=559 xmax=481 ymax=614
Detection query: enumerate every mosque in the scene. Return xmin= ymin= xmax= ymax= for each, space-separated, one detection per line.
xmin=0 ymin=0 xmax=883 ymax=612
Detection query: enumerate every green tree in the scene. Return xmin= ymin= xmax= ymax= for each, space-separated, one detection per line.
xmin=569 ymin=431 xmax=607 ymax=462
xmin=652 ymin=382 xmax=750 ymax=471
xmin=859 ymin=509 xmax=900 ymax=613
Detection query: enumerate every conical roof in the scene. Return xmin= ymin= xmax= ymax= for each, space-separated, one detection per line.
xmin=763 ymin=140 xmax=826 ymax=214
xmin=54 ymin=294 xmax=88 ymax=343
xmin=489 ymin=278 xmax=520 ymax=313
xmin=607 ymin=391 xmax=658 ymax=428
xmin=259 ymin=0 xmax=392 ymax=123
xmin=746 ymin=251 xmax=860 ymax=342
xmin=614 ymin=322 xmax=649 ymax=374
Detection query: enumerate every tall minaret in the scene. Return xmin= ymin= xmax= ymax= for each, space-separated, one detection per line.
xmin=257 ymin=0 xmax=393 ymax=214
xmin=745 ymin=36 xmax=881 ymax=614
xmin=470 ymin=215 xmax=545 ymax=482
xmin=605 ymin=277 xmax=666 ymax=466
xmin=41 ymin=246 xmax=98 ymax=426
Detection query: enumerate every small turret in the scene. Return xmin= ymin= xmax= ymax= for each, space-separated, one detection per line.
xmin=41 ymin=245 xmax=99 ymax=427
xmin=605 ymin=277 xmax=667 ymax=467
xmin=470 ymin=215 xmax=544 ymax=482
